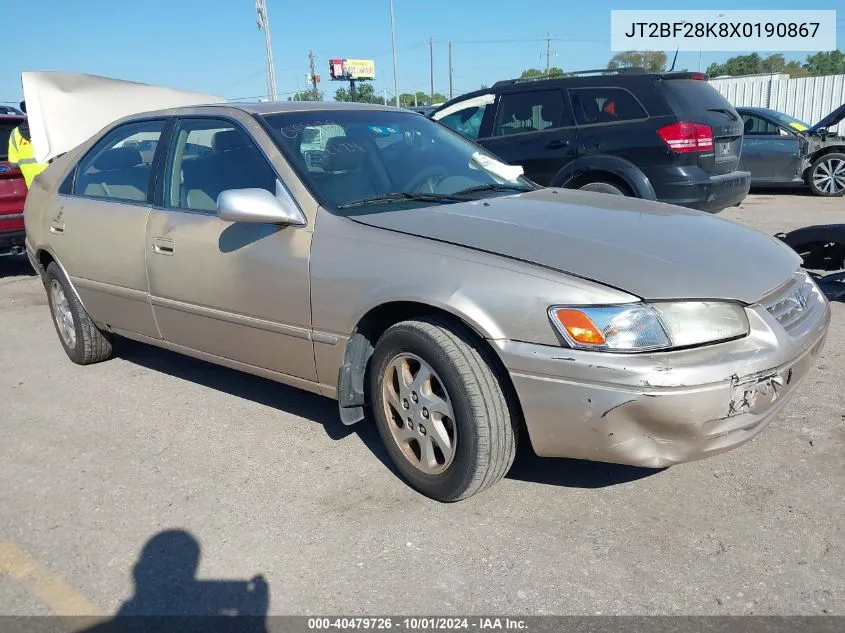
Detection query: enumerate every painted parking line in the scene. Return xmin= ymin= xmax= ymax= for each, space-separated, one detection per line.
xmin=0 ymin=540 xmax=103 ymax=617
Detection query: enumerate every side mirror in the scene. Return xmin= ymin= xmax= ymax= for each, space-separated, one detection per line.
xmin=217 ymin=180 xmax=306 ymax=226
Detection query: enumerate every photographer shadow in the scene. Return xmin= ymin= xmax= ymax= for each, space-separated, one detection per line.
xmin=76 ymin=529 xmax=268 ymax=633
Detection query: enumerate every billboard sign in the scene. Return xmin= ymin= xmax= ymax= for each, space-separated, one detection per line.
xmin=329 ymin=58 xmax=375 ymax=80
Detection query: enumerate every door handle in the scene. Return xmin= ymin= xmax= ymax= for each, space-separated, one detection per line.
xmin=546 ymin=139 xmax=570 ymax=149
xmin=49 ymin=220 xmax=65 ymax=234
xmin=152 ymin=237 xmax=175 ymax=256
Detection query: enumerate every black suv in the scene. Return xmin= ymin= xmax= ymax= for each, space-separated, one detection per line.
xmin=430 ymin=69 xmax=750 ymax=213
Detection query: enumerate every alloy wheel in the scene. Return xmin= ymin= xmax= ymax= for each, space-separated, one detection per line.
xmin=813 ymin=158 xmax=845 ymax=195
xmin=381 ymin=352 xmax=457 ymax=475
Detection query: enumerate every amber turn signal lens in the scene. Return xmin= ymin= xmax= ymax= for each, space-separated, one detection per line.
xmin=553 ymin=308 xmax=606 ymax=345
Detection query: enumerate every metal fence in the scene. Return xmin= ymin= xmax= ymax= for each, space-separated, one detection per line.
xmin=708 ymin=73 xmax=845 ymax=135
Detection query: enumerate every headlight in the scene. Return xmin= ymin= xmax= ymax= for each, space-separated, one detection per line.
xmin=549 ymin=301 xmax=749 ymax=352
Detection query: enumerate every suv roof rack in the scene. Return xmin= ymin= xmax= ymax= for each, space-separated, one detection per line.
xmin=492 ymin=66 xmax=649 ymax=87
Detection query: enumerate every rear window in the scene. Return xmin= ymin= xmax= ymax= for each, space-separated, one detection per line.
xmin=658 ymin=79 xmax=734 ymax=113
xmin=0 ymin=123 xmax=16 ymax=160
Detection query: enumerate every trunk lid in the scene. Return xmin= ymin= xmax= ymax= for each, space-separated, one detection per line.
xmin=655 ymin=77 xmax=744 ymax=176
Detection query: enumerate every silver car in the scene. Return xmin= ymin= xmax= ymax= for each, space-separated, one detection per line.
xmin=24 ymin=102 xmax=831 ymax=501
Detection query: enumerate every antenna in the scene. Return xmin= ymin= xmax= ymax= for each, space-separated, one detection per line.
xmin=669 ymin=46 xmax=680 ymax=72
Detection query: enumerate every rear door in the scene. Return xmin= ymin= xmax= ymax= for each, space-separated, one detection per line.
xmin=477 ymin=88 xmax=579 ymax=185
xmin=48 ymin=118 xmax=167 ymax=338
xmin=655 ymin=78 xmax=744 ymax=176
xmin=738 ymin=112 xmax=801 ymax=183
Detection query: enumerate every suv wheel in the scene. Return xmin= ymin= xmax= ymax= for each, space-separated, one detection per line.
xmin=578 ymin=181 xmax=628 ymax=196
xmin=809 ymin=153 xmax=845 ymax=197
xmin=369 ymin=317 xmax=517 ymax=502
xmin=45 ymin=262 xmax=114 ymax=365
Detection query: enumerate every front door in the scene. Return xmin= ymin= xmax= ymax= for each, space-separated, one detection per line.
xmin=145 ymin=116 xmax=316 ymax=381
xmin=478 ymin=88 xmax=579 ymax=186
xmin=739 ymin=113 xmax=802 ymax=183
xmin=48 ymin=118 xmax=167 ymax=339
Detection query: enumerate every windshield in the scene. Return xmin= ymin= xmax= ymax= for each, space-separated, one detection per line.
xmin=766 ymin=110 xmax=811 ymax=132
xmin=260 ymin=110 xmax=533 ymax=213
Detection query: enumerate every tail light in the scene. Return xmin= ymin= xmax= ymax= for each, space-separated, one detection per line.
xmin=690 ymin=72 xmax=707 ymax=80
xmin=657 ymin=122 xmax=714 ymax=153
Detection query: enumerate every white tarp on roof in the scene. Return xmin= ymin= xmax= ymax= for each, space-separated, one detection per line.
xmin=21 ymin=71 xmax=224 ymax=163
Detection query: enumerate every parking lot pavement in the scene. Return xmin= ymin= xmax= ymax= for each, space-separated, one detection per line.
xmin=1 ymin=193 xmax=843 ymax=617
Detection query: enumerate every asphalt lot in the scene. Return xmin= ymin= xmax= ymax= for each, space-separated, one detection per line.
xmin=1 ymin=191 xmax=843 ymax=617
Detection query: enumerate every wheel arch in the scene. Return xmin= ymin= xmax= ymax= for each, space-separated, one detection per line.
xmin=551 ymin=154 xmax=656 ymax=199
xmin=336 ymin=301 xmax=524 ymax=432
xmin=34 ymin=248 xmax=89 ymax=312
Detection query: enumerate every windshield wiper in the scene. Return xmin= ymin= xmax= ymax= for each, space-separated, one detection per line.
xmin=452 ymin=183 xmax=534 ymax=196
xmin=707 ymin=107 xmax=739 ymax=122
xmin=337 ymin=192 xmax=466 ymax=209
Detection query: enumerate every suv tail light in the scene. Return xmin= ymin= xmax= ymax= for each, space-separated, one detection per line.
xmin=657 ymin=122 xmax=714 ymax=153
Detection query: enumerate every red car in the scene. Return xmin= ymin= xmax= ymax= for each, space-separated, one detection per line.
xmin=0 ymin=113 xmax=27 ymax=256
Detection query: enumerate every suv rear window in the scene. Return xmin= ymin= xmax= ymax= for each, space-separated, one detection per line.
xmin=0 ymin=123 xmax=16 ymax=161
xmin=658 ymin=79 xmax=734 ymax=114
xmin=569 ymin=88 xmax=647 ymax=125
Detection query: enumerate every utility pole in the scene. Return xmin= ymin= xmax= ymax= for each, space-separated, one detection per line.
xmin=546 ymin=32 xmax=551 ymax=72
xmin=389 ymin=0 xmax=400 ymax=106
xmin=308 ymin=50 xmax=318 ymax=100
xmin=448 ymin=41 xmax=453 ymax=100
xmin=255 ymin=0 xmax=277 ymax=101
xmin=429 ymin=37 xmax=434 ymax=102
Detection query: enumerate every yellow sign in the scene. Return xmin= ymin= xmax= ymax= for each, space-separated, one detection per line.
xmin=788 ymin=122 xmax=808 ymax=132
xmin=345 ymin=59 xmax=375 ymax=80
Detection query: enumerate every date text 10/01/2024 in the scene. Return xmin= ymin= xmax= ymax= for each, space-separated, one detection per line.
xmin=307 ymin=617 xmax=528 ymax=630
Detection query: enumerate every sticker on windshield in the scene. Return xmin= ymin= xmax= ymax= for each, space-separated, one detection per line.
xmin=369 ymin=125 xmax=398 ymax=136
xmin=788 ymin=122 xmax=808 ymax=131
xmin=470 ymin=152 xmax=524 ymax=182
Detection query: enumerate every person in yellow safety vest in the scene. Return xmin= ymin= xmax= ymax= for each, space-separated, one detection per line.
xmin=7 ymin=101 xmax=48 ymax=188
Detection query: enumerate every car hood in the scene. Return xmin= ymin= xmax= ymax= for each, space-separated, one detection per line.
xmin=810 ymin=102 xmax=845 ymax=133
xmin=348 ymin=189 xmax=801 ymax=303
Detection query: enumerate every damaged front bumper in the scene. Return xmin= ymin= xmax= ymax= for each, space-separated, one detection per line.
xmin=494 ymin=272 xmax=831 ymax=468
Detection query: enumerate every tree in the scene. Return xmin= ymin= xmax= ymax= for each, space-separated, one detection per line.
xmin=783 ymin=61 xmax=810 ymax=78
xmin=760 ymin=53 xmax=785 ymax=74
xmin=706 ymin=53 xmax=762 ymax=77
xmin=287 ymin=89 xmax=323 ymax=102
xmin=520 ymin=67 xmax=564 ymax=79
xmin=333 ymin=82 xmax=383 ymax=104
xmin=398 ymin=91 xmax=447 ymax=107
xmin=804 ymin=50 xmax=845 ymax=76
xmin=608 ymin=50 xmax=667 ymax=72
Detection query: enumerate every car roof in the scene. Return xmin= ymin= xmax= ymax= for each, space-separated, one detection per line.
xmin=127 ymin=100 xmax=407 ymax=118
xmin=431 ymin=70 xmax=705 ymax=115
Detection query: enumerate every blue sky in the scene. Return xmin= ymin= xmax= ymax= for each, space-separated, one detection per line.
xmin=3 ymin=0 xmax=844 ymax=105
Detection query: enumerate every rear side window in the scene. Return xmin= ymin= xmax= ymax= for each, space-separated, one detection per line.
xmin=569 ymin=87 xmax=647 ymax=125
xmin=493 ymin=90 xmax=572 ymax=136
xmin=73 ymin=120 xmax=166 ymax=203
xmin=0 ymin=122 xmax=16 ymax=160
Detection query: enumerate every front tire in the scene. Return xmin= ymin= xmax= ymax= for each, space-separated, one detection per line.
xmin=369 ymin=317 xmax=517 ymax=502
xmin=45 ymin=262 xmax=114 ymax=365
xmin=808 ymin=153 xmax=845 ymax=197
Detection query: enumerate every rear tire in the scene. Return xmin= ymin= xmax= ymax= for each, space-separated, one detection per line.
xmin=45 ymin=262 xmax=114 ymax=365
xmin=808 ymin=153 xmax=845 ymax=197
xmin=578 ymin=181 xmax=627 ymax=196
xmin=369 ymin=317 xmax=517 ymax=502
